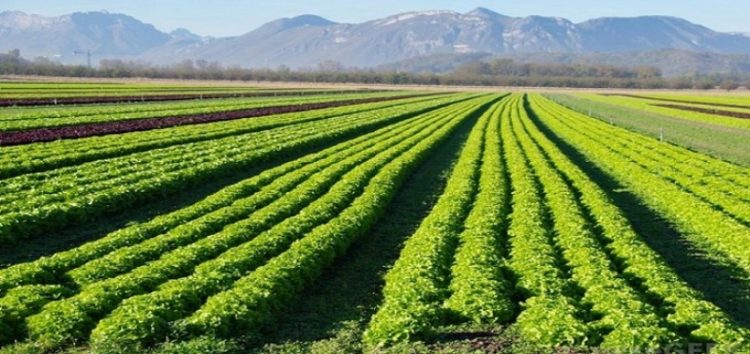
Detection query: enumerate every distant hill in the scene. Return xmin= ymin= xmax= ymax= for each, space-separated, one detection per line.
xmin=0 ymin=11 xmax=172 ymax=63
xmin=2 ymin=8 xmax=750 ymax=75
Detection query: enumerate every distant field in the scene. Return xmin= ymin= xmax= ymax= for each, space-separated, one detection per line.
xmin=573 ymin=93 xmax=750 ymax=130
xmin=0 ymin=82 xmax=748 ymax=354
xmin=547 ymin=93 xmax=750 ymax=166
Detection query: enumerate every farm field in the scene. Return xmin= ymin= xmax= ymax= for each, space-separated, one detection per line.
xmin=0 ymin=82 xmax=749 ymax=354
xmin=573 ymin=93 xmax=750 ymax=130
xmin=0 ymin=82 xmax=317 ymax=98
xmin=546 ymin=93 xmax=750 ymax=166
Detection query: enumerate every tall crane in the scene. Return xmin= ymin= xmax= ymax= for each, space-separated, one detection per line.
xmin=72 ymin=50 xmax=92 ymax=68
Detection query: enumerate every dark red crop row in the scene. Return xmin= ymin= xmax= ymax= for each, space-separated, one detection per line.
xmin=603 ymin=93 xmax=750 ymax=110
xmin=0 ymin=94 xmax=434 ymax=146
xmin=0 ymin=89 xmax=381 ymax=107
xmin=652 ymin=103 xmax=750 ymax=120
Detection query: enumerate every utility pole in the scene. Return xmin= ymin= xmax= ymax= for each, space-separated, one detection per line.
xmin=72 ymin=50 xmax=92 ymax=68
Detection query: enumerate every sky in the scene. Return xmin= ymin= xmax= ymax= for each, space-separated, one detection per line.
xmin=2 ymin=0 xmax=749 ymax=37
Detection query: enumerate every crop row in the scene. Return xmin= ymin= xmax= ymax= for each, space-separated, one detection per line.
xmin=0 ymin=95 xmax=472 ymax=243
xmin=603 ymin=94 xmax=750 ymax=114
xmin=66 ymin=101 xmax=455 ymax=287
xmin=578 ymin=94 xmax=750 ymax=130
xmin=0 ymin=96 xmax=470 ymax=344
xmin=0 ymin=92 xmax=375 ymax=125
xmin=0 ymin=91 xmax=334 ymax=122
xmin=354 ymin=96 xmax=593 ymax=346
xmin=0 ymin=94 xmax=449 ymax=179
xmin=0 ymin=95 xmax=463 ymax=203
xmin=511 ymin=97 xmax=673 ymax=349
xmin=0 ymin=84 xmax=271 ymax=96
xmin=520 ymin=96 xmax=750 ymax=351
xmin=529 ymin=96 xmax=750 ymax=276
xmin=24 ymin=98 xmax=455 ymax=346
xmin=0 ymin=99 xmax=453 ymax=294
xmin=8 ymin=95 xmax=495 ymax=351
xmin=500 ymin=96 xmax=590 ymax=346
xmin=2 ymin=119 xmax=444 ymax=346
xmin=364 ymin=97 xmax=501 ymax=346
xmin=0 ymin=89 xmax=372 ymax=107
xmin=164 ymin=96 xmax=498 ymax=351
xmin=0 ymin=93 xmax=433 ymax=145
xmin=539 ymin=97 xmax=750 ymax=205
xmin=3 ymin=91 xmax=745 ymax=353
xmin=366 ymin=94 xmax=673 ymax=348
xmin=652 ymin=103 xmax=750 ymax=119
xmin=443 ymin=100 xmax=515 ymax=325
xmin=0 ymin=91 xmax=406 ymax=131
xmin=85 ymin=98 xmax=488 ymax=350
xmin=0 ymin=123 xmax=326 ymax=209
xmin=545 ymin=94 xmax=750 ymax=187
xmin=609 ymin=93 xmax=750 ymax=110
xmin=0 ymin=88 xmax=260 ymax=99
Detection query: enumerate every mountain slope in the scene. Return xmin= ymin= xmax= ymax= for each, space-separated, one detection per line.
xmin=2 ymin=8 xmax=750 ymax=72
xmin=578 ymin=16 xmax=750 ymax=53
xmin=156 ymin=8 xmax=750 ymax=68
xmin=380 ymin=50 xmax=750 ymax=77
xmin=0 ymin=11 xmax=171 ymax=64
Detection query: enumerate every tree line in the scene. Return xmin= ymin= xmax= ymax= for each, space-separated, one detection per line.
xmin=0 ymin=49 xmax=747 ymax=90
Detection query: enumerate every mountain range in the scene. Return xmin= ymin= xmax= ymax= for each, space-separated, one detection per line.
xmin=2 ymin=8 xmax=750 ymax=76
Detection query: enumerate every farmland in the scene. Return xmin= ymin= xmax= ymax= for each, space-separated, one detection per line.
xmin=0 ymin=82 xmax=748 ymax=354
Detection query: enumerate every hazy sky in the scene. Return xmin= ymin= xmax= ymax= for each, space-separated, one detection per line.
xmin=3 ymin=0 xmax=749 ymax=37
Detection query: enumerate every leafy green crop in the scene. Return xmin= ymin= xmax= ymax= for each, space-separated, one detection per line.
xmin=523 ymin=94 xmax=750 ymax=351
xmin=0 ymin=88 xmax=747 ymax=354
